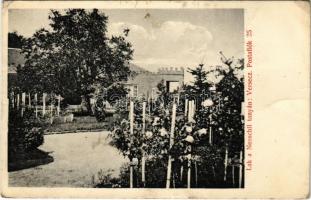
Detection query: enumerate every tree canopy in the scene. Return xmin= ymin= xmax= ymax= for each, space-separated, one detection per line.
xmin=8 ymin=31 xmax=25 ymax=48
xmin=18 ymin=9 xmax=133 ymax=110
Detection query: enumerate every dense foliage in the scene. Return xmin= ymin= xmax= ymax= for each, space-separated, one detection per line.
xmin=8 ymin=109 xmax=45 ymax=154
xmin=8 ymin=32 xmax=25 ymax=48
xmin=94 ymin=83 xmax=128 ymax=122
xmin=18 ymin=9 xmax=133 ymax=113
xmin=109 ymin=55 xmax=245 ymax=188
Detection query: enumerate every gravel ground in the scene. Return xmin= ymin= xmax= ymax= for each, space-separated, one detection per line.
xmin=9 ymin=131 xmax=127 ymax=187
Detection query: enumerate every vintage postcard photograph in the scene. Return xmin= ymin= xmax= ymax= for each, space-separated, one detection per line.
xmin=1 ymin=1 xmax=309 ymax=199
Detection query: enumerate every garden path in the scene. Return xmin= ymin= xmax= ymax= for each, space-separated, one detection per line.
xmin=9 ymin=131 xmax=127 ymax=187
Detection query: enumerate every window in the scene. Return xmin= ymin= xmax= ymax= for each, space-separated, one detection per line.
xmin=167 ymin=81 xmax=180 ymax=93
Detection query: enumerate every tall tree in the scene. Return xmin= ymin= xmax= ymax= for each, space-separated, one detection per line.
xmin=8 ymin=31 xmax=25 ymax=48
xmin=186 ymin=64 xmax=212 ymax=110
xmin=19 ymin=9 xmax=133 ymax=112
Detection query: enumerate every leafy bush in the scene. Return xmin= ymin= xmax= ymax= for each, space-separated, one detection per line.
xmin=94 ymin=83 xmax=128 ymax=122
xmin=108 ymin=56 xmax=245 ymax=188
xmin=94 ymin=100 xmax=107 ymax=122
xmin=92 ymin=169 xmax=121 ymax=188
xmin=8 ymin=108 xmax=45 ymax=154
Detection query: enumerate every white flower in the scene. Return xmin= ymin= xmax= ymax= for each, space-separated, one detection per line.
xmin=185 ymin=126 xmax=193 ymax=133
xmin=160 ymin=128 xmax=168 ymax=137
xmin=154 ymin=117 xmax=160 ymax=122
xmin=161 ymin=149 xmax=167 ymax=154
xmin=232 ymin=84 xmax=235 ymax=88
xmin=198 ymin=128 xmax=207 ymax=136
xmin=189 ymin=118 xmax=196 ymax=124
xmin=185 ymin=135 xmax=194 ymax=143
xmin=185 ymin=154 xmax=192 ymax=160
xmin=145 ymin=131 xmax=153 ymax=139
xmin=209 ymin=85 xmax=216 ymax=91
xmin=121 ymin=119 xmax=128 ymax=124
xmin=202 ymin=99 xmax=213 ymax=107
xmin=219 ymin=127 xmax=223 ymax=131
xmin=224 ymin=97 xmax=229 ymax=101
xmin=132 ymin=157 xmax=138 ymax=164
xmin=152 ymin=117 xmax=160 ymax=126
xmin=131 ymin=158 xmax=139 ymax=166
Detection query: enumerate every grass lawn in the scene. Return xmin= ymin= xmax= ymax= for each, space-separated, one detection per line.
xmin=45 ymin=116 xmax=114 ymax=133
xmin=9 ymin=131 xmax=127 ymax=187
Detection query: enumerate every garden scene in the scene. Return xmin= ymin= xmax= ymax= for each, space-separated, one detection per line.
xmin=8 ymin=9 xmax=244 ymax=188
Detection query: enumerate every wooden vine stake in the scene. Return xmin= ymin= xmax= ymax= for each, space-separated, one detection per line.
xmin=17 ymin=93 xmax=20 ymax=110
xmin=141 ymin=101 xmax=146 ymax=187
xmin=166 ymin=103 xmax=176 ymax=188
xmin=238 ymin=150 xmax=243 ymax=188
xmin=232 ymin=166 xmax=235 ymax=187
xmin=180 ymin=99 xmax=188 ymax=183
xmin=129 ymin=101 xmax=134 ymax=188
xmin=50 ymin=94 xmax=54 ymax=124
xmin=11 ymin=92 xmax=15 ymax=109
xmin=42 ymin=93 xmax=46 ymax=116
xmin=195 ymin=158 xmax=198 ymax=187
xmin=187 ymin=146 xmax=192 ymax=189
xmin=187 ymin=100 xmax=192 ymax=122
xmin=180 ymin=165 xmax=183 ymax=182
xmin=224 ymin=146 xmax=228 ymax=181
xmin=21 ymin=92 xmax=25 ymax=116
xmin=35 ymin=93 xmax=38 ymax=118
xmin=28 ymin=93 xmax=31 ymax=107
xmin=57 ymin=95 xmax=61 ymax=116
xmin=209 ymin=114 xmax=213 ymax=145
xmin=184 ymin=99 xmax=188 ymax=117
xmin=187 ymin=100 xmax=194 ymax=188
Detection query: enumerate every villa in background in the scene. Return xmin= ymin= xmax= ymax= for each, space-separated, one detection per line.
xmin=126 ymin=64 xmax=184 ymax=99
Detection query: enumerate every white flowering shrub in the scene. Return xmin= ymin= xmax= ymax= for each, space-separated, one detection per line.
xmin=109 ymin=57 xmax=244 ymax=188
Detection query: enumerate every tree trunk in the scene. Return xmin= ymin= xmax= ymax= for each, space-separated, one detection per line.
xmin=83 ymin=95 xmax=93 ymax=115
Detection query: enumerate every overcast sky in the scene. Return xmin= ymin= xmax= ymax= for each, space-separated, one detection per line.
xmin=9 ymin=9 xmax=244 ymax=77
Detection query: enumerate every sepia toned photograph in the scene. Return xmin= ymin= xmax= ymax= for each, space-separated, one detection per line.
xmin=1 ymin=0 xmax=310 ymax=198
xmin=7 ymin=8 xmax=245 ymax=189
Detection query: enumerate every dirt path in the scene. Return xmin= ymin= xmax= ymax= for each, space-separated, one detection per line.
xmin=9 ymin=132 xmax=127 ymax=187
